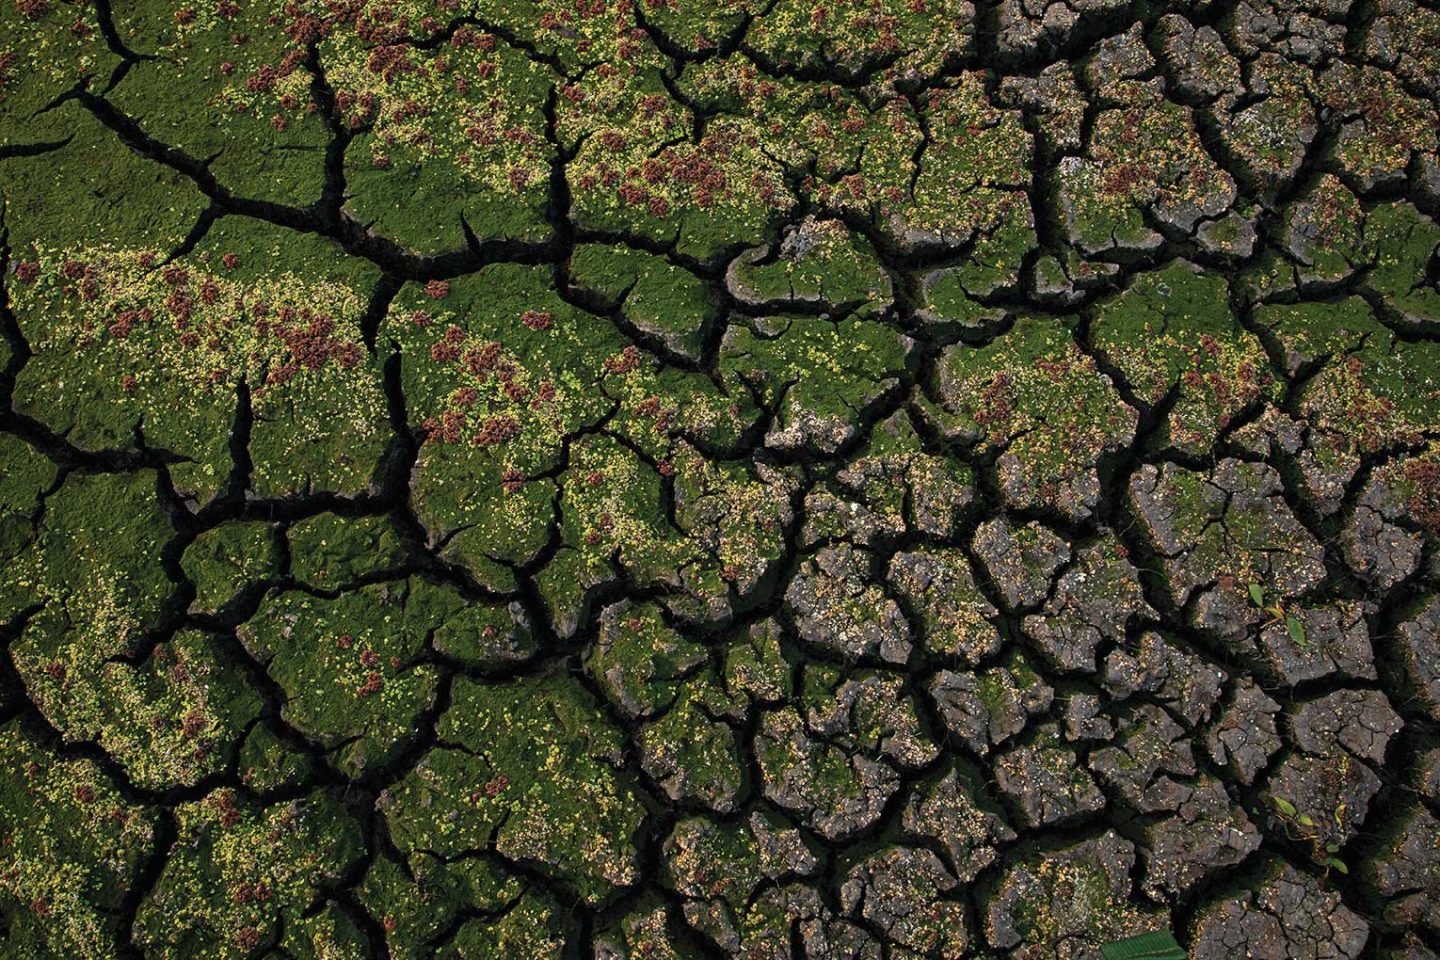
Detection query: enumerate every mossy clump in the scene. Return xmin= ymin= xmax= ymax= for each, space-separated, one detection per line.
xmin=0 ymin=723 xmax=157 ymax=959
xmin=133 ymin=789 xmax=364 ymax=959
xmin=381 ymin=671 xmax=645 ymax=908
xmin=10 ymin=247 xmax=388 ymax=499
xmin=237 ymin=580 xmax=445 ymax=776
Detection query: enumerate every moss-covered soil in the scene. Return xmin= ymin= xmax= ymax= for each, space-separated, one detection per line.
xmin=2 ymin=0 xmax=1440 ymax=957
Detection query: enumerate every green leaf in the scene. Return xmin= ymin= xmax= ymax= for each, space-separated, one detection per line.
xmin=1248 ymin=583 xmax=1265 ymax=606
xmin=1273 ymin=796 xmax=1297 ymax=816
xmin=1286 ymin=614 xmax=1307 ymax=647
xmin=1324 ymin=858 xmax=1350 ymax=875
xmin=1101 ymin=930 xmax=1187 ymax=960
xmin=1325 ymin=842 xmax=1341 ymax=853
xmin=1298 ymin=813 xmax=1316 ymax=827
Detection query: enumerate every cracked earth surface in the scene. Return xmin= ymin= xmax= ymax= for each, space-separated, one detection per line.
xmin=1 ymin=0 xmax=1439 ymax=957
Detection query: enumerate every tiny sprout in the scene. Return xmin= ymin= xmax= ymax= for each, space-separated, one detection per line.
xmin=1285 ymin=614 xmax=1308 ymax=647
xmin=1249 ymin=581 xmax=1307 ymax=646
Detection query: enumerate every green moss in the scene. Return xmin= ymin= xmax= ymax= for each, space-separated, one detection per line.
xmin=1094 ymin=261 xmax=1274 ymax=454
xmin=1279 ymin=176 xmax=1368 ymax=283
xmin=1254 ymin=297 xmax=1376 ymax=376
xmin=183 ymin=522 xmax=275 ymax=612
xmin=589 ymin=600 xmax=707 ymax=718
xmin=5 ymin=471 xmax=179 ymax=755
xmin=134 ymin=790 xmax=364 ymax=959
xmin=640 ymin=686 xmax=744 ymax=808
xmin=4 ymin=6 xmax=1440 ymax=955
xmin=743 ymin=0 xmax=975 ymax=75
xmin=443 ymin=892 xmax=570 ymax=958
xmin=237 ymin=721 xmax=313 ymax=794
xmin=382 ymin=671 xmax=645 ymax=908
xmin=1059 ymin=88 xmax=1231 ymax=257
xmin=594 ymin=897 xmax=699 ymax=960
xmin=723 ymin=618 xmax=794 ymax=706
xmin=571 ymin=242 xmax=713 ymax=359
xmin=0 ymin=722 xmax=157 ymax=959
xmin=281 ymin=901 xmax=369 ymax=960
xmin=287 ymin=513 xmax=404 ymax=588
xmin=359 ymin=854 xmax=520 ymax=960
xmin=346 ymin=154 xmax=551 ymax=252
xmin=938 ymin=313 xmax=1135 ymax=514
xmin=920 ymin=267 xmax=1010 ymax=329
xmin=237 ymin=580 xmax=444 ymax=776
xmin=10 ymin=245 xmax=389 ymax=499
xmin=759 ymin=704 xmax=876 ymax=808
xmin=109 ymin=49 xmax=330 ymax=209
xmin=1366 ymin=203 xmax=1440 ymax=326
xmin=0 ymin=123 xmax=205 ymax=255
xmin=47 ymin=629 xmax=261 ymax=790
xmin=0 ymin=434 xmax=52 ymax=605
xmin=1259 ymin=293 xmax=1440 ymax=453
xmin=720 ymin=313 xmax=911 ymax=442
xmin=727 ymin=220 xmax=891 ymax=310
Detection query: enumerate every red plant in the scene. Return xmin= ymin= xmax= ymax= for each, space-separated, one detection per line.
xmin=463 ymin=341 xmax=504 ymax=377
xmin=521 ymin=309 xmax=552 ymax=331
xmin=603 ymin=345 xmax=642 ymax=375
xmin=972 ymin=372 xmax=1014 ymax=432
xmin=181 ymin=710 xmax=207 ymax=738
xmin=430 ymin=409 xmax=460 ymax=444
xmin=503 ymin=378 xmax=529 ymax=403
xmin=1403 ymin=458 xmax=1440 ymax=533
xmin=474 ymin=414 xmax=520 ymax=447
xmin=617 ymin=182 xmax=647 ymax=206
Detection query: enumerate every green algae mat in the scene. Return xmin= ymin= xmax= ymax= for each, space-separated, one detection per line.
xmin=1 ymin=0 xmax=1439 ymax=957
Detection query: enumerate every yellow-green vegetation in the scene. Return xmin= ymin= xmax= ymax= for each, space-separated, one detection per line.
xmin=133 ymin=790 xmax=364 ymax=958
xmin=0 ymin=724 xmax=157 ymax=959
xmin=381 ymin=672 xmax=645 ymax=907
xmin=11 ymin=247 xmax=388 ymax=498
xmin=2 ymin=0 xmax=1439 ymax=956
xmin=238 ymin=581 xmax=446 ymax=776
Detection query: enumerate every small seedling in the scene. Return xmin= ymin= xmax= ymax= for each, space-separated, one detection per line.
xmin=1246 ymin=582 xmax=1308 ymax=646
xmin=1270 ymin=795 xmax=1349 ymax=875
